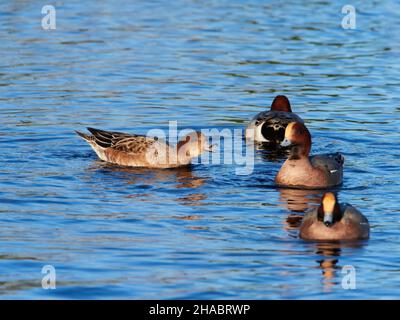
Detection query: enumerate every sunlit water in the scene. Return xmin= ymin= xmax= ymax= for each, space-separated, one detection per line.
xmin=1 ymin=0 xmax=400 ymax=299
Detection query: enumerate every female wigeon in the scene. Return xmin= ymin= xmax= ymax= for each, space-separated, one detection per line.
xmin=76 ymin=127 xmax=214 ymax=168
xmin=275 ymin=122 xmax=344 ymax=189
xmin=245 ymin=95 xmax=304 ymax=144
xmin=299 ymin=192 xmax=370 ymax=241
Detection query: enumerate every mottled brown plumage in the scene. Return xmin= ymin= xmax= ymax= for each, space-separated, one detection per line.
xmin=76 ymin=128 xmax=214 ymax=168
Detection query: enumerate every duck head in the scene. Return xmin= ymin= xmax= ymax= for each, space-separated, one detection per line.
xmin=177 ymin=131 xmax=215 ymax=160
xmin=270 ymin=95 xmax=292 ymax=112
xmin=317 ymin=192 xmax=343 ymax=227
xmin=281 ymin=122 xmax=312 ymax=159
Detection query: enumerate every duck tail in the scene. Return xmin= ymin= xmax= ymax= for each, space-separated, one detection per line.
xmin=338 ymin=152 xmax=345 ymax=166
xmin=75 ymin=130 xmax=93 ymax=142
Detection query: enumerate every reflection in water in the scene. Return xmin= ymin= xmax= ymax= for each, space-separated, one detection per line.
xmin=279 ymin=188 xmax=322 ymax=235
xmin=175 ymin=170 xmax=207 ymax=190
xmin=91 ymin=161 xmax=206 ymax=189
xmin=2 ymin=0 xmax=398 ymax=299
xmin=177 ymin=193 xmax=208 ymax=206
xmin=279 ymin=188 xmax=322 ymax=239
xmin=172 ymin=214 xmax=207 ymax=230
xmin=252 ymin=142 xmax=290 ymax=163
xmin=172 ymin=215 xmax=202 ymax=220
xmin=315 ymin=242 xmax=341 ymax=290
xmin=312 ymin=241 xmax=366 ymax=291
xmin=278 ymin=188 xmax=322 ymax=213
xmin=89 ymin=161 xmax=208 ymax=207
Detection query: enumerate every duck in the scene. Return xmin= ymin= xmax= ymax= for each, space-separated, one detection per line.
xmin=245 ymin=95 xmax=304 ymax=144
xmin=275 ymin=122 xmax=344 ymax=189
xmin=76 ymin=127 xmax=214 ymax=168
xmin=299 ymin=192 xmax=370 ymax=241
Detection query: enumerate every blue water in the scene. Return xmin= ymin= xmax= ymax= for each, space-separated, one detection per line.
xmin=1 ymin=0 xmax=400 ymax=299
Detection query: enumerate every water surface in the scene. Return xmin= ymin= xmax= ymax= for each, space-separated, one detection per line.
xmin=1 ymin=0 xmax=400 ymax=299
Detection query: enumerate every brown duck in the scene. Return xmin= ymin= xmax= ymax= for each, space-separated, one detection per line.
xmin=76 ymin=127 xmax=214 ymax=168
xmin=275 ymin=122 xmax=344 ymax=189
xmin=299 ymin=192 xmax=370 ymax=241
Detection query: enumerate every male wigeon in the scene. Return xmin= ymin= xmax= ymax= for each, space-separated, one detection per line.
xmin=76 ymin=127 xmax=214 ymax=168
xmin=299 ymin=192 xmax=370 ymax=241
xmin=275 ymin=122 xmax=344 ymax=189
xmin=245 ymin=95 xmax=304 ymax=144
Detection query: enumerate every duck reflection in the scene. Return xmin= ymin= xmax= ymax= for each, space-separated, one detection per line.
xmin=278 ymin=188 xmax=322 ymax=234
xmin=278 ymin=188 xmax=322 ymax=213
xmin=311 ymin=241 xmax=366 ymax=291
xmin=92 ymin=162 xmax=204 ymax=186
xmin=314 ymin=242 xmax=341 ymax=289
xmin=252 ymin=141 xmax=290 ymax=163
xmin=172 ymin=215 xmax=208 ymax=231
xmin=90 ymin=162 xmax=208 ymax=206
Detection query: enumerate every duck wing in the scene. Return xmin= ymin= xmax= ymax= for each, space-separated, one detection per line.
xmin=341 ymin=204 xmax=370 ymax=239
xmin=301 ymin=208 xmax=318 ymax=224
xmin=299 ymin=208 xmax=318 ymax=238
xmin=341 ymin=204 xmax=369 ymax=225
xmin=310 ymin=152 xmax=344 ymax=173
xmin=87 ymin=127 xmax=161 ymax=154
xmin=310 ymin=153 xmax=344 ymax=186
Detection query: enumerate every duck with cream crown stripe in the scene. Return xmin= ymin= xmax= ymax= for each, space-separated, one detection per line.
xmin=299 ymin=192 xmax=370 ymax=241
xmin=275 ymin=122 xmax=344 ymax=189
xmin=245 ymin=95 xmax=304 ymax=144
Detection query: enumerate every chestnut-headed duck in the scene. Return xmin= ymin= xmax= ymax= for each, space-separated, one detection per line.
xmin=76 ymin=127 xmax=214 ymax=168
xmin=299 ymin=192 xmax=370 ymax=241
xmin=275 ymin=122 xmax=344 ymax=189
xmin=245 ymin=95 xmax=304 ymax=144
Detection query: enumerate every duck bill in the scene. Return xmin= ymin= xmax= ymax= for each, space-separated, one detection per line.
xmin=323 ymin=212 xmax=333 ymax=227
xmin=281 ymin=138 xmax=292 ymax=147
